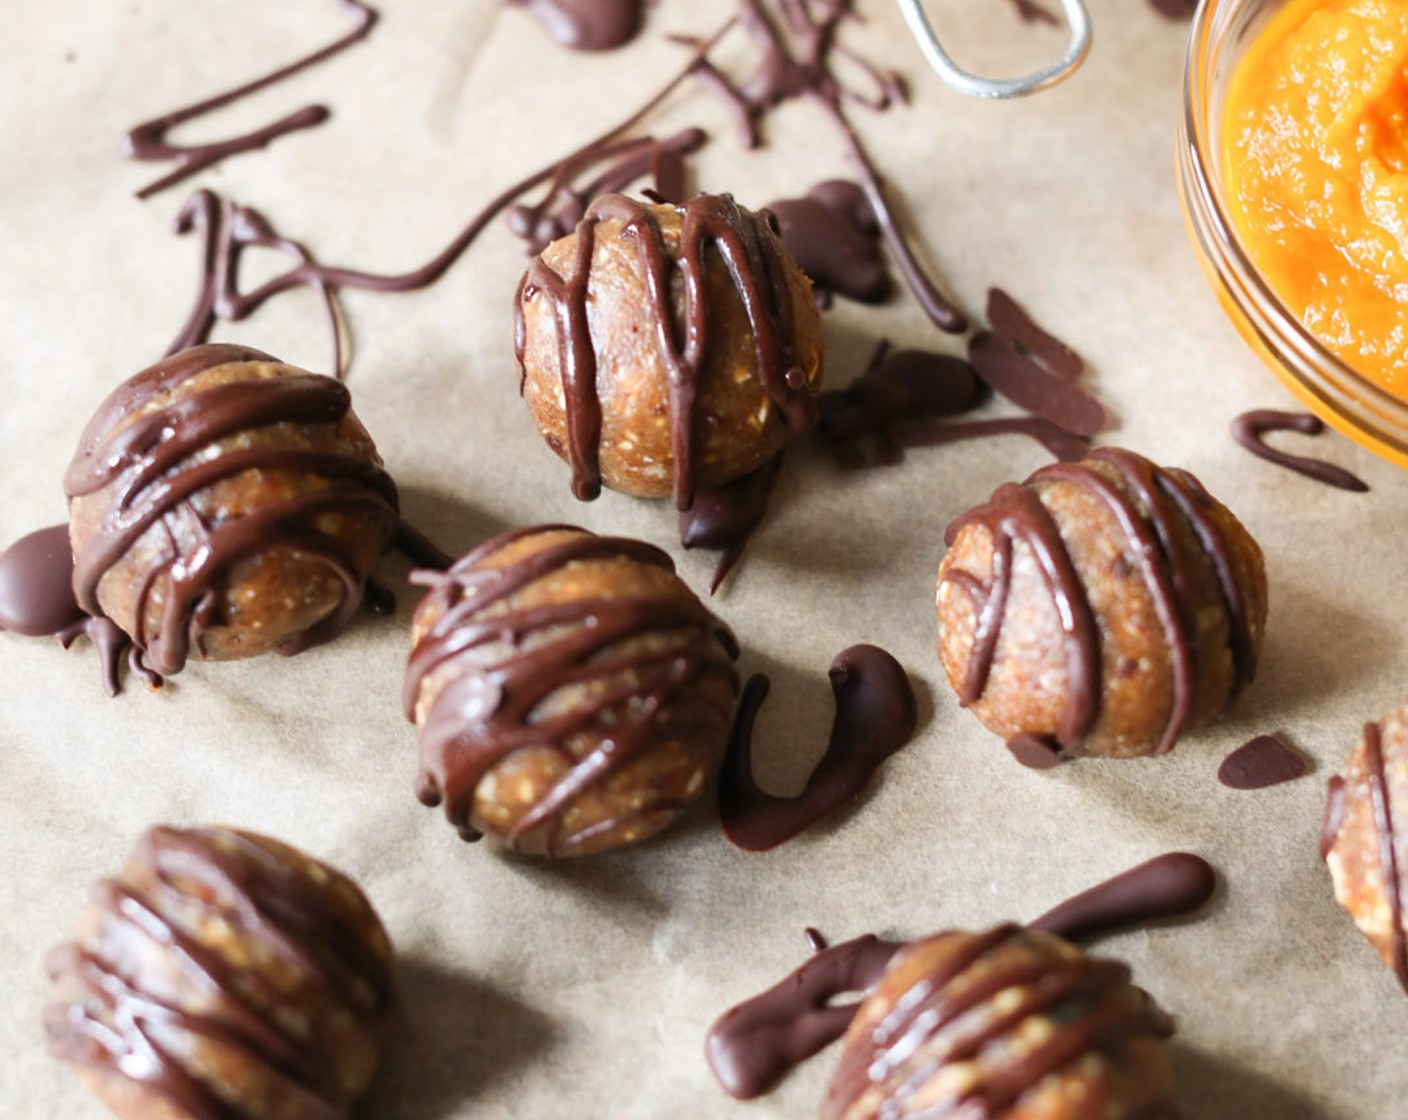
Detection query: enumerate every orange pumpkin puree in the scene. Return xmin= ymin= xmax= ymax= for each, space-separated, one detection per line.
xmin=1223 ymin=0 xmax=1408 ymax=397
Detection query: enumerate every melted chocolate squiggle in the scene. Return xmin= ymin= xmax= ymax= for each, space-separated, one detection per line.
xmin=942 ymin=448 xmax=1257 ymax=758
xmin=515 ymin=192 xmax=815 ymax=509
xmin=506 ymin=0 xmax=646 ymax=51
xmin=45 ymin=826 xmax=393 ymax=1120
xmin=125 ymin=1 xmax=378 ymax=199
xmin=719 ymin=644 xmax=916 ymax=851
xmin=706 ymin=851 xmax=1215 ymax=1100
xmin=64 ymin=343 xmax=400 ymax=677
xmin=404 ymin=526 xmax=739 ymax=852
xmin=1230 ymin=409 xmax=1369 ymax=493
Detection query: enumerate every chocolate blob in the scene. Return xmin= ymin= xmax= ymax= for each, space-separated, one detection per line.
xmin=0 ymin=524 xmax=85 ymax=637
xmin=1218 ymin=734 xmax=1308 ymax=790
xmin=506 ymin=0 xmax=645 ymax=51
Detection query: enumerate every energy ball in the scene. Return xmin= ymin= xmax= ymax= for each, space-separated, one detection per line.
xmin=824 ymin=926 xmax=1177 ymax=1120
xmin=45 ymin=826 xmax=394 ymax=1120
xmin=65 ymin=343 xmax=400 ymax=677
xmin=405 ymin=525 xmax=740 ymax=856
xmin=514 ymin=192 xmax=825 ymax=508
xmin=937 ymin=447 xmax=1266 ymax=763
xmin=1322 ymin=707 xmax=1408 ymax=994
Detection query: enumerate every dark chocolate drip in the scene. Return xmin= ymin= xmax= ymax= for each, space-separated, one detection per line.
xmin=968 ymin=330 xmax=1106 ymax=437
xmin=719 ymin=644 xmax=916 ymax=851
xmin=124 ymin=1 xmax=378 ymax=199
xmin=1230 ymin=409 xmax=1369 ymax=492
xmin=705 ymin=933 xmax=903 ymax=1100
xmin=767 ymin=179 xmax=889 ymax=306
xmin=1029 ymin=853 xmax=1217 ymax=941
xmin=942 ymin=449 xmax=1257 ymax=758
xmin=506 ymin=0 xmax=645 ymax=51
xmin=1006 ymin=731 xmax=1063 ymax=770
xmin=64 ymin=343 xmax=400 ymax=677
xmin=1362 ymin=721 xmax=1408 ymax=992
xmin=1218 ymin=734 xmax=1308 ymax=790
xmin=517 ymin=192 xmax=815 ymax=510
xmin=44 ymin=826 xmax=392 ymax=1120
xmin=705 ymin=851 xmax=1213 ymax=1099
xmin=404 ymin=526 xmax=739 ymax=854
xmin=823 ymin=925 xmax=1173 ymax=1120
xmin=679 ymin=455 xmax=784 ymax=593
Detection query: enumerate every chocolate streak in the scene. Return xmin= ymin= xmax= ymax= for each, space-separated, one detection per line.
xmin=124 ymin=1 xmax=378 ymax=199
xmin=64 ymin=343 xmax=401 ymax=678
xmin=1230 ymin=409 xmax=1369 ymax=493
xmin=506 ymin=0 xmax=646 ymax=51
xmin=44 ymin=826 xmax=393 ymax=1120
xmin=942 ymin=448 xmax=1256 ymax=759
xmin=705 ymin=852 xmax=1216 ymax=1100
xmin=719 ymin=644 xmax=917 ymax=852
xmin=404 ymin=526 xmax=739 ymax=852
xmin=514 ymin=192 xmax=816 ymax=510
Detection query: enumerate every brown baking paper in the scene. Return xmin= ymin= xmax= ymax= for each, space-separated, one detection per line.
xmin=1 ymin=1 xmax=1404 ymax=1116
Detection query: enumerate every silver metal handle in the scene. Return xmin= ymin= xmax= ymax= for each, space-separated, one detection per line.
xmin=894 ymin=0 xmax=1093 ymax=100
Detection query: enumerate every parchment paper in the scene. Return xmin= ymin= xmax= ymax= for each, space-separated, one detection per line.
xmin=2 ymin=1 xmax=1404 ymax=1116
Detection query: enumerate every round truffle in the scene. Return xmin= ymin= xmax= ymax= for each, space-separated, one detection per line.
xmin=405 ymin=525 xmax=740 ymax=856
xmin=65 ymin=343 xmax=400 ymax=678
xmin=514 ymin=192 xmax=825 ymax=508
xmin=824 ymin=925 xmax=1177 ymax=1120
xmin=1322 ymin=707 xmax=1408 ymax=994
xmin=936 ymin=447 xmax=1267 ymax=762
xmin=45 ymin=825 xmax=394 ymax=1120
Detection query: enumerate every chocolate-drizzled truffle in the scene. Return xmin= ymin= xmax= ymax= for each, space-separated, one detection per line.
xmin=405 ymin=525 xmax=740 ymax=856
xmin=45 ymin=826 xmax=394 ymax=1120
xmin=1323 ymin=706 xmax=1408 ymax=994
xmin=937 ymin=448 xmax=1266 ymax=762
xmin=65 ymin=344 xmax=399 ymax=677
xmin=824 ymin=926 xmax=1176 ymax=1120
xmin=514 ymin=193 xmax=824 ymax=508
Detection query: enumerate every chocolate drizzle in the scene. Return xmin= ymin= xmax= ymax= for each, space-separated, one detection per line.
xmin=679 ymin=456 xmax=785 ymax=593
xmin=719 ymin=644 xmax=917 ymax=851
xmin=705 ymin=851 xmax=1216 ymax=1101
xmin=515 ymin=193 xmax=816 ymax=509
xmin=63 ymin=343 xmax=400 ymax=677
xmin=404 ymin=526 xmax=739 ymax=853
xmin=45 ymin=825 xmax=393 ymax=1120
xmin=942 ymin=448 xmax=1258 ymax=759
xmin=506 ymin=0 xmax=646 ymax=51
xmin=1230 ymin=409 xmax=1369 ymax=492
xmin=124 ymin=1 xmax=378 ymax=199
xmin=1360 ymin=722 xmax=1407 ymax=991
xmin=1218 ymin=734 xmax=1307 ymax=790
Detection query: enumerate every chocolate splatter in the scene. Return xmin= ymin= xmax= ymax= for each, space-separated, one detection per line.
xmin=705 ymin=851 xmax=1217 ymax=1099
xmin=124 ymin=1 xmax=377 ymax=199
xmin=767 ymin=180 xmax=889 ymax=307
xmin=680 ymin=456 xmax=785 ymax=594
xmin=968 ymin=329 xmax=1105 ymax=437
xmin=45 ymin=826 xmax=394 ymax=1119
xmin=1231 ymin=410 xmax=1369 ymax=493
xmin=1218 ymin=734 xmax=1308 ymax=790
xmin=506 ymin=0 xmax=646 ymax=51
xmin=1029 ymin=852 xmax=1218 ymax=941
xmin=942 ymin=448 xmax=1258 ymax=759
xmin=719 ymin=644 xmax=916 ymax=852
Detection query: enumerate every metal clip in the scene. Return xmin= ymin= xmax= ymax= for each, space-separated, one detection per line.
xmin=894 ymin=0 xmax=1092 ymax=100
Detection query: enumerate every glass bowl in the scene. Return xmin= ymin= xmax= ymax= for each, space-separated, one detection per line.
xmin=1176 ymin=0 xmax=1408 ymax=469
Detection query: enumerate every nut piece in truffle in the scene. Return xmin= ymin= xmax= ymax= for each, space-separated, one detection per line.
xmin=45 ymin=825 xmax=395 ymax=1120
xmin=1322 ymin=707 xmax=1408 ymax=994
xmin=65 ymin=343 xmax=400 ymax=678
xmin=405 ymin=525 xmax=741 ymax=856
xmin=936 ymin=447 xmax=1267 ymax=762
xmin=514 ymin=193 xmax=825 ymax=508
xmin=824 ymin=925 xmax=1177 ymax=1120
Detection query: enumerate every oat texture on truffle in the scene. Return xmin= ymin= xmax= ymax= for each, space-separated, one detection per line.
xmin=824 ymin=925 xmax=1177 ymax=1120
xmin=65 ymin=343 xmax=400 ymax=678
xmin=1323 ymin=706 xmax=1408 ymax=994
xmin=936 ymin=447 xmax=1267 ymax=762
xmin=44 ymin=825 xmax=395 ymax=1120
xmin=514 ymin=193 xmax=825 ymax=508
xmin=405 ymin=524 xmax=741 ymax=856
